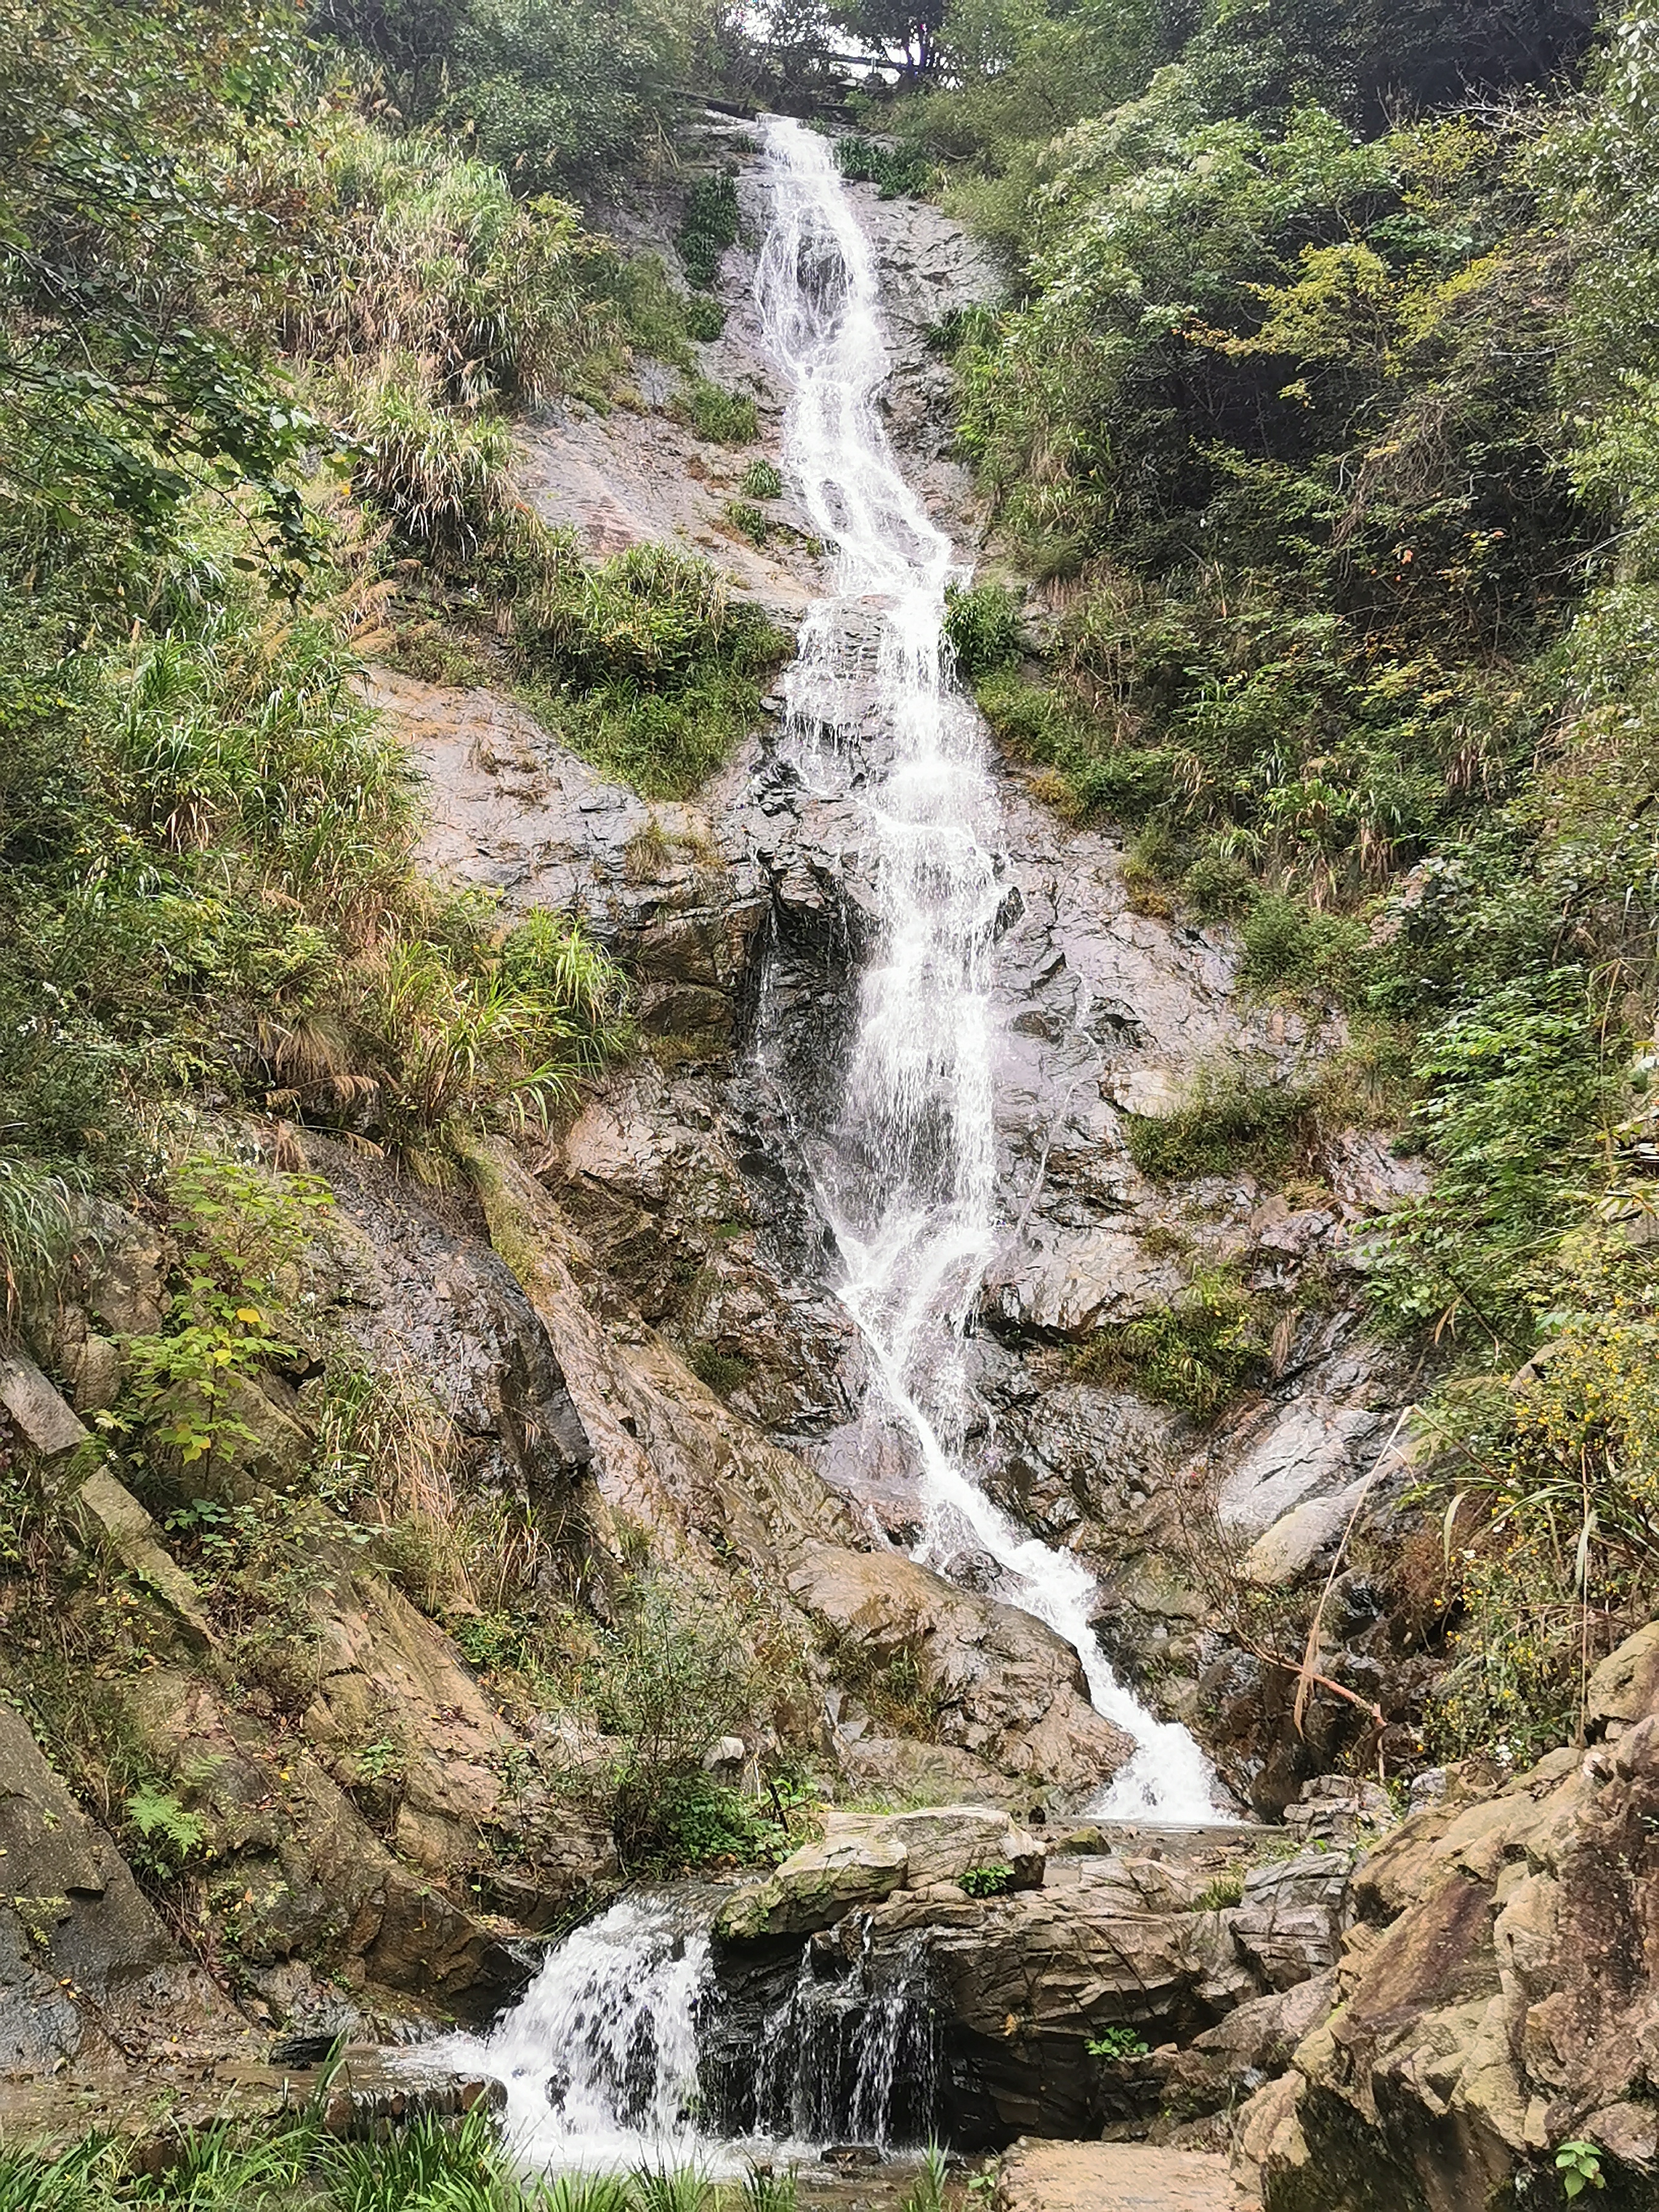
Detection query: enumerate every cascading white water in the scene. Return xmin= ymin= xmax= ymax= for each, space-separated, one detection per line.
xmin=427 ymin=1896 xmax=712 ymax=2170
xmin=754 ymin=116 xmax=1218 ymax=1822
xmin=417 ymin=1889 xmax=935 ymax=2170
xmin=750 ymin=1931 xmax=937 ymax=2148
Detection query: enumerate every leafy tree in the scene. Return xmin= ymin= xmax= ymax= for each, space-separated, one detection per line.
xmin=0 ymin=0 xmax=323 ymax=585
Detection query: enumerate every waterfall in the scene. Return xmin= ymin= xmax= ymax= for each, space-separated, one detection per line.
xmin=753 ymin=117 xmax=1218 ymax=1823
xmin=427 ymin=1895 xmax=712 ymax=2170
xmin=422 ymin=1891 xmax=937 ymax=2168
xmin=745 ymin=1933 xmax=937 ymax=2148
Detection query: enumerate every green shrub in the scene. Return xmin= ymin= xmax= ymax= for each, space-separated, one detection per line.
xmin=1087 ymin=2026 xmax=1151 ymax=2061
xmin=834 ymin=135 xmax=933 ymax=199
xmin=1122 ymin=1060 xmax=1311 ymax=1183
xmin=679 ymin=172 xmax=739 ymax=289
xmin=1239 ymin=896 xmax=1370 ymax=1008
xmin=726 ymin=500 xmax=771 ymax=545
xmin=283 ymin=115 xmax=611 ymax=409
xmin=1075 ymin=1267 xmax=1268 ymax=1421
xmin=340 ymin=361 xmax=515 ymax=554
xmin=684 ymin=296 xmax=727 ymax=342
xmin=683 ymin=377 xmax=759 ymax=445
xmin=686 ymin=1339 xmax=753 ymax=1398
xmin=976 ymin=670 xmax=1175 ymax=823
xmin=944 ymin=581 xmax=1022 ymax=680
xmin=0 ymin=1157 xmax=81 ymax=1337
xmin=506 ymin=535 xmax=786 ymax=795
xmin=582 ymin=1573 xmax=800 ymax=1868
xmin=742 ymin=458 xmax=783 ymax=499
xmin=960 ymin=1862 xmax=1014 ymax=1896
xmin=1193 ymin=1869 xmax=1246 ymax=1910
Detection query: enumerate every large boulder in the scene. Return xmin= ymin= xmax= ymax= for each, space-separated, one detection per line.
xmin=0 ymin=1703 xmax=239 ymax=2070
xmin=1230 ymin=1848 xmax=1356 ymax=1991
xmin=785 ymin=1540 xmax=1134 ymax=1797
xmin=715 ymin=1806 xmax=1043 ymax=1939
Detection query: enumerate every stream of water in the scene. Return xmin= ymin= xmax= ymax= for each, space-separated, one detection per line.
xmin=426 ymin=118 xmax=1218 ymax=2177
xmin=752 ymin=116 xmax=1217 ymax=1825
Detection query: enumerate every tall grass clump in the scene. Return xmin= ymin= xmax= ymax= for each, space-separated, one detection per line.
xmin=338 ymin=361 xmax=515 ymax=554
xmin=0 ymin=1156 xmax=83 ymax=1336
xmin=283 ymin=116 xmax=617 ymax=409
xmin=500 ymin=533 xmax=788 ymax=796
xmin=678 ymin=172 xmax=739 ymax=289
xmin=683 ymin=378 xmax=758 ymax=445
xmin=1122 ymin=1059 xmax=1314 ymax=1184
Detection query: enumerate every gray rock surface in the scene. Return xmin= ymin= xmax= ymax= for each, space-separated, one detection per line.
xmin=0 ymin=1703 xmax=238 ymax=2070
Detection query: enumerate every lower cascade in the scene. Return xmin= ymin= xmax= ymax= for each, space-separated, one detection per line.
xmin=431 ymin=1894 xmax=938 ymax=2168
xmin=430 ymin=1897 xmax=714 ymax=2170
xmin=751 ymin=116 xmax=1217 ymax=1822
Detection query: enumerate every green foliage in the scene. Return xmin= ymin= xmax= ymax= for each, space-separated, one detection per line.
xmin=726 ymin=501 xmax=772 ymax=545
xmin=0 ymin=0 xmax=325 ymax=588
xmin=820 ymin=1630 xmax=944 ymax=1738
xmin=834 ymin=134 xmax=934 ymax=198
xmin=1087 ymin=2025 xmax=1151 ymax=2060
xmin=506 ymin=535 xmax=786 ymax=795
xmin=686 ymin=1339 xmax=754 ymax=1398
xmin=318 ymin=0 xmax=711 ymax=195
xmin=124 ymin=1785 xmax=210 ymax=1878
xmin=899 ymin=2147 xmax=950 ymax=2212
xmin=1556 ymin=2142 xmax=1606 ymax=2199
xmin=740 ymin=2168 xmax=798 ymax=2212
xmin=1193 ymin=1868 xmax=1246 ymax=1910
xmin=99 ymin=1153 xmax=323 ymax=1473
xmin=629 ymin=2170 xmax=714 ymax=2212
xmin=742 ymin=459 xmax=785 ymax=500
xmin=684 ymin=297 xmax=728 ymax=343
xmin=577 ymin=1572 xmax=801 ymax=1868
xmin=959 ymin=1860 xmax=1013 ymax=1896
xmin=683 ymin=377 xmax=760 ymax=445
xmin=943 ymin=581 xmax=1021 ymax=680
xmin=651 ymin=1773 xmax=797 ymax=1868
xmin=323 ymin=2105 xmax=506 ymax=2212
xmin=1075 ymin=1267 xmax=1268 ymax=1421
xmin=0 ymin=1158 xmax=81 ymax=1338
xmin=679 ymin=173 xmax=740 ymax=289
xmin=1367 ymin=988 xmax=1614 ymax=1355
xmin=1123 ymin=1062 xmax=1312 ymax=1184
xmin=341 ymin=367 xmax=512 ymax=554
xmin=284 ymin=115 xmax=615 ymax=409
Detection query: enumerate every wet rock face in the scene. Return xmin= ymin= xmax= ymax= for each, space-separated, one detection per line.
xmin=310 ymin=1136 xmax=594 ymax=1507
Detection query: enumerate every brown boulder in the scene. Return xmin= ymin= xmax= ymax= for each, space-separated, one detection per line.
xmin=787 ymin=1540 xmax=1133 ymax=1797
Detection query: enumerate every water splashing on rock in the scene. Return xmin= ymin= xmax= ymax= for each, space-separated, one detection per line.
xmin=430 ymin=1895 xmax=711 ymax=2170
xmin=752 ymin=116 xmax=1217 ymax=1823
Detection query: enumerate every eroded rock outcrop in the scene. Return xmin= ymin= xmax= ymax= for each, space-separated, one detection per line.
xmin=0 ymin=1703 xmax=240 ymax=2071
xmin=462 ymin=1134 xmax=1135 ymax=1802
xmin=1233 ymin=1623 xmax=1659 ymax=2210
xmin=710 ymin=1808 xmax=1360 ymax=2149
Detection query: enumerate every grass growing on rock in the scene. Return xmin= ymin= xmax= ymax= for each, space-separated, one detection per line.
xmin=1122 ymin=1061 xmax=1315 ymax=1184
xmin=1074 ymin=1267 xmax=1270 ymax=1422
